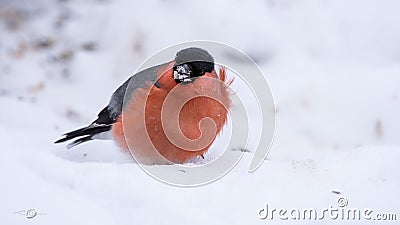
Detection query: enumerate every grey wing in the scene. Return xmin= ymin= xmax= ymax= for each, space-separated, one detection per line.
xmin=106 ymin=64 xmax=163 ymax=120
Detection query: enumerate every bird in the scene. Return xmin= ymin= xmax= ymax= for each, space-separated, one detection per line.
xmin=55 ymin=47 xmax=232 ymax=164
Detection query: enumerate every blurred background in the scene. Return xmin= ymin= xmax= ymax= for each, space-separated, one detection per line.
xmin=1 ymin=0 xmax=399 ymax=224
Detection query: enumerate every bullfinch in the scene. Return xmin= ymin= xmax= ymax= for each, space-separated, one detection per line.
xmin=55 ymin=47 xmax=232 ymax=164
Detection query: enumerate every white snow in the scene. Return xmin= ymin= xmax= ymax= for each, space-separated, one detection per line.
xmin=1 ymin=0 xmax=399 ymax=224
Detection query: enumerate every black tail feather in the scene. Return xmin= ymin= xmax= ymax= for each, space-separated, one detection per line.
xmin=55 ymin=105 xmax=116 ymax=148
xmin=55 ymin=127 xmax=88 ymax=143
xmin=54 ymin=124 xmax=111 ymax=148
xmin=66 ymin=135 xmax=93 ymax=149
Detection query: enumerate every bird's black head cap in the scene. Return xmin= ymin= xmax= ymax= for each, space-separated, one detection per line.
xmin=173 ymin=47 xmax=214 ymax=83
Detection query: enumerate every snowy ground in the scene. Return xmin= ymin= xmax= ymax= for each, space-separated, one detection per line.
xmin=1 ymin=0 xmax=400 ymax=224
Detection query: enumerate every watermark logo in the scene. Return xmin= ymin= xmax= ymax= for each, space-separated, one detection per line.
xmin=258 ymin=197 xmax=397 ymax=221
xmin=122 ymin=41 xmax=275 ymax=186
xmin=13 ymin=208 xmax=47 ymax=219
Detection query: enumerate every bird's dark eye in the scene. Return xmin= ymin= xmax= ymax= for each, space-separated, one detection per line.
xmin=197 ymin=67 xmax=204 ymax=75
xmin=190 ymin=61 xmax=214 ymax=77
xmin=173 ymin=63 xmax=193 ymax=83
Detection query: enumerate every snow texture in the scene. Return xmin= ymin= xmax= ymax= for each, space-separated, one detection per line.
xmin=1 ymin=0 xmax=399 ymax=224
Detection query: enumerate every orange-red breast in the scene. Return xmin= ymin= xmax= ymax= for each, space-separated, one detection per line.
xmin=55 ymin=47 xmax=232 ymax=164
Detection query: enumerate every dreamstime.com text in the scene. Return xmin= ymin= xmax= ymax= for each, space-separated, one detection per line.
xmin=258 ymin=197 xmax=397 ymax=221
